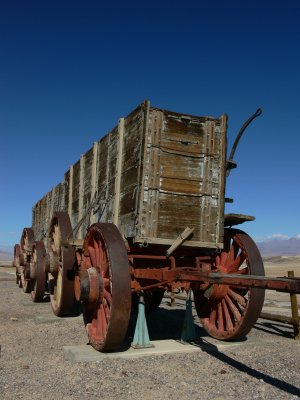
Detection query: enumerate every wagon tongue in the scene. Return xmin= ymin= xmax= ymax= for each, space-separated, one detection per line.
xmin=179 ymin=271 xmax=300 ymax=294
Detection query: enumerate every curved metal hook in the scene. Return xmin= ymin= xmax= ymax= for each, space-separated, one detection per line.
xmin=227 ymin=108 xmax=263 ymax=176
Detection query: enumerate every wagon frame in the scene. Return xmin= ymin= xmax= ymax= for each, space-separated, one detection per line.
xmin=14 ymin=101 xmax=300 ymax=352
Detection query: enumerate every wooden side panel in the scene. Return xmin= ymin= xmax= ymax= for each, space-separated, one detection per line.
xmin=118 ymin=104 xmax=146 ymax=237
xmin=31 ymin=102 xmax=226 ymax=249
xmin=71 ymin=160 xmax=80 ymax=228
xmin=137 ymin=108 xmax=227 ymax=248
xmin=32 ymin=182 xmax=66 ymax=241
xmin=95 ymin=135 xmax=109 ymax=222
xmin=64 ymin=169 xmax=70 ymax=217
xmin=94 ymin=126 xmax=118 ymax=224
xmin=81 ymin=147 xmax=94 ymax=235
xmin=106 ymin=127 xmax=119 ymax=222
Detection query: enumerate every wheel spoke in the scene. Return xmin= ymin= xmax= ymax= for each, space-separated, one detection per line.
xmin=103 ymin=299 xmax=111 ymax=323
xmin=95 ymin=306 xmax=103 ymax=340
xmin=103 ymin=288 xmax=112 ymax=305
xmin=231 ymin=252 xmax=246 ymax=272
xmin=94 ymin=238 xmax=100 ymax=267
xmin=224 ymin=243 xmax=236 ymax=271
xmin=99 ymin=240 xmax=109 ymax=276
xmin=209 ymin=307 xmax=217 ymax=328
xmin=222 ymin=298 xmax=233 ymax=331
xmin=236 ymin=267 xmax=248 ymax=275
xmin=227 ymin=288 xmax=247 ymax=308
xmin=217 ymin=302 xmax=224 ymax=332
xmin=88 ymin=245 xmax=97 ymax=267
xmin=225 ymin=294 xmax=242 ymax=322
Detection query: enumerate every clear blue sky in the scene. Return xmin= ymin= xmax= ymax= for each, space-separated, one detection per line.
xmin=1 ymin=0 xmax=300 ymax=248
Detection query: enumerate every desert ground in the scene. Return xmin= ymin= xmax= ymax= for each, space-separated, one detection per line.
xmin=0 ymin=257 xmax=299 ymax=399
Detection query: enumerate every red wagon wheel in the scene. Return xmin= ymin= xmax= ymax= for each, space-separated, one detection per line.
xmin=30 ymin=241 xmax=47 ymax=302
xmin=13 ymin=244 xmax=22 ymax=287
xmin=75 ymin=223 xmax=131 ymax=352
xmin=48 ymin=212 xmax=77 ymax=316
xmin=20 ymin=228 xmax=35 ymax=293
xmin=193 ymin=228 xmax=265 ymax=340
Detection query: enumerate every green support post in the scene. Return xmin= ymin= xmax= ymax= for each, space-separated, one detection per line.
xmin=180 ymin=290 xmax=196 ymax=343
xmin=131 ymin=292 xmax=154 ymax=349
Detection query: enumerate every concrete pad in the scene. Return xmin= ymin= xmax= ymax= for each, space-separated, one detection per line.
xmin=63 ymin=337 xmax=259 ymax=362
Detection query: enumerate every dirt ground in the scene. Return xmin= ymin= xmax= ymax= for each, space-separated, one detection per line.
xmin=0 ymin=259 xmax=299 ymax=400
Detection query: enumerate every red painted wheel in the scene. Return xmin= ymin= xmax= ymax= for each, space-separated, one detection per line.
xmin=20 ymin=228 xmax=35 ymax=293
xmin=30 ymin=241 xmax=47 ymax=302
xmin=48 ymin=212 xmax=77 ymax=316
xmin=193 ymin=228 xmax=265 ymax=340
xmin=13 ymin=244 xmax=22 ymax=287
xmin=76 ymin=223 xmax=131 ymax=351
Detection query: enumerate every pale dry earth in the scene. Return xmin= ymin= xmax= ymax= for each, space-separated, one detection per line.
xmin=0 ymin=259 xmax=299 ymax=400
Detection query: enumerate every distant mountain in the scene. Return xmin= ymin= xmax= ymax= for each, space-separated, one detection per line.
xmin=256 ymin=237 xmax=300 ymax=256
xmin=0 ymin=245 xmax=13 ymax=253
xmin=0 ymin=245 xmax=13 ymax=262
xmin=0 ymin=250 xmax=13 ymax=262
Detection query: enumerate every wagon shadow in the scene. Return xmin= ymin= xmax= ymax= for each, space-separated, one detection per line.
xmin=125 ymin=300 xmax=300 ymax=397
xmin=126 ymin=298 xmax=207 ymax=343
xmin=253 ymin=320 xmax=295 ymax=339
xmin=199 ymin=340 xmax=300 ymax=397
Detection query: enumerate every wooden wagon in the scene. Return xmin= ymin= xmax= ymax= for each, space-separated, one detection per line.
xmin=13 ymin=101 xmax=300 ymax=351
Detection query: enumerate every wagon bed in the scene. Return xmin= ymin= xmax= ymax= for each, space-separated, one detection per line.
xmin=32 ymin=101 xmax=227 ymax=249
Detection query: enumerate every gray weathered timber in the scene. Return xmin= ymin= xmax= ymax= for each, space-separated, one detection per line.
xmin=32 ymin=101 xmax=227 ymax=249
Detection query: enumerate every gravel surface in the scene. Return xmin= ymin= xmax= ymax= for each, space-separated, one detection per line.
xmin=0 ymin=266 xmax=299 ymax=400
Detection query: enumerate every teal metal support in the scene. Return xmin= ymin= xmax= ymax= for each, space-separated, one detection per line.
xmin=131 ymin=292 xmax=154 ymax=349
xmin=180 ymin=290 xmax=196 ymax=343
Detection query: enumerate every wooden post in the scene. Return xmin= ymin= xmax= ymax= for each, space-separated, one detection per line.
xmin=68 ymin=165 xmax=73 ymax=227
xmin=78 ymin=155 xmax=85 ymax=239
xmin=90 ymin=142 xmax=98 ymax=225
xmin=288 ymin=270 xmax=300 ymax=340
xmin=113 ymin=118 xmax=125 ymax=226
xmin=166 ymin=227 xmax=195 ymax=258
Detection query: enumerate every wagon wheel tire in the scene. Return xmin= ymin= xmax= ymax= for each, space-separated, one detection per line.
xmin=48 ymin=212 xmax=78 ymax=316
xmin=132 ymin=290 xmax=165 ymax=314
xmin=13 ymin=244 xmax=22 ymax=287
xmin=20 ymin=227 xmax=35 ymax=255
xmin=20 ymin=264 xmax=32 ymax=293
xmin=20 ymin=228 xmax=35 ymax=293
xmin=193 ymin=228 xmax=265 ymax=341
xmin=79 ymin=223 xmax=131 ymax=352
xmin=30 ymin=241 xmax=47 ymax=302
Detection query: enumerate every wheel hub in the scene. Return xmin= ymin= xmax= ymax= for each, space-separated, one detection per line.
xmin=204 ymin=282 xmax=229 ymax=301
xmin=49 ymin=251 xmax=60 ymax=274
xmin=74 ymin=267 xmax=103 ymax=303
xmin=30 ymin=261 xmax=36 ymax=280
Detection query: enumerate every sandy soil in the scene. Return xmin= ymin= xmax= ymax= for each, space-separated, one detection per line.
xmin=0 ymin=259 xmax=300 ymax=400
xmin=263 ymin=257 xmax=300 ymax=309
